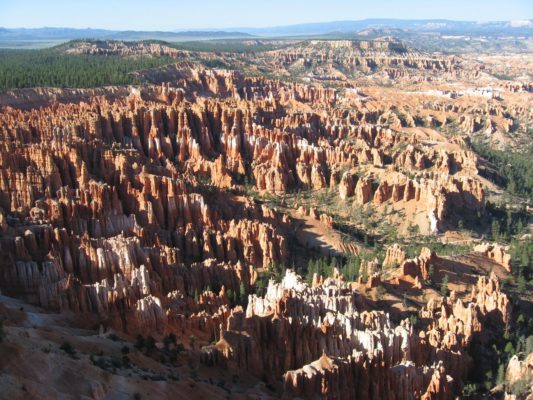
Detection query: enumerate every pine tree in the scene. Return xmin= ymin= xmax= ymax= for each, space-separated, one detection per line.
xmin=516 ymin=219 xmax=524 ymax=234
xmin=492 ymin=220 xmax=501 ymax=241
xmin=504 ymin=342 xmax=515 ymax=355
xmin=306 ymin=259 xmax=316 ymax=284
xmin=226 ymin=289 xmax=235 ymax=306
xmin=506 ymin=210 xmax=513 ymax=232
xmin=516 ymin=274 xmax=526 ymax=294
xmin=441 ymin=274 xmax=449 ymax=296
xmin=525 ymin=336 xmax=533 ymax=354
xmin=145 ymin=336 xmax=156 ymax=353
xmin=255 ymin=275 xmax=266 ymax=297
xmin=426 ymin=264 xmax=434 ymax=285
xmin=520 ymin=251 xmax=530 ymax=269
xmin=239 ymin=282 xmax=247 ymax=308
xmin=496 ymin=363 xmax=505 ymax=385
xmin=330 ymin=257 xmax=338 ymax=273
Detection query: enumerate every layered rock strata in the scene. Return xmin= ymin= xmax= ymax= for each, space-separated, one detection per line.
xmin=202 ymin=269 xmax=510 ymax=399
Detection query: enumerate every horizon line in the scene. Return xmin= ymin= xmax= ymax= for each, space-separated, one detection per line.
xmin=2 ymin=17 xmax=532 ymax=32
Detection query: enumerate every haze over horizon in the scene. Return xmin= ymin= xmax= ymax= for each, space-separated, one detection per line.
xmin=1 ymin=0 xmax=532 ymax=31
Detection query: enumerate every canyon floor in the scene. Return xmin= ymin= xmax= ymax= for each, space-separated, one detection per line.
xmin=0 ymin=37 xmax=532 ymax=400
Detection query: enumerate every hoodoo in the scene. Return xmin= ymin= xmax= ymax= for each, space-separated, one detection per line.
xmin=0 ymin=13 xmax=531 ymax=400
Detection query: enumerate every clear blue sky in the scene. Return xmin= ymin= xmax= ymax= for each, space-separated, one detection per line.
xmin=0 ymin=0 xmax=531 ymax=30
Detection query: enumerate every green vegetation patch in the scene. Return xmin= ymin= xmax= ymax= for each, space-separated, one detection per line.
xmin=471 ymin=141 xmax=533 ymax=199
xmin=0 ymin=48 xmax=175 ymax=91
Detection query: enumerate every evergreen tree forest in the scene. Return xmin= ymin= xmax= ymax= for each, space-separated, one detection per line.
xmin=0 ymin=48 xmax=174 ymax=91
xmin=471 ymin=140 xmax=533 ymax=199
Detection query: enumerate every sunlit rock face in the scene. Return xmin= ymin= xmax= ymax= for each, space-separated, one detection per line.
xmin=0 ymin=51 xmax=519 ymax=399
xmin=201 ymin=268 xmax=510 ymax=399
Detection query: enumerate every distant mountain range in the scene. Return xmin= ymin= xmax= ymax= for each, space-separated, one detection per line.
xmin=0 ymin=19 xmax=531 ymax=47
xmin=0 ymin=27 xmax=253 ymax=42
xmin=230 ymin=19 xmax=533 ymax=37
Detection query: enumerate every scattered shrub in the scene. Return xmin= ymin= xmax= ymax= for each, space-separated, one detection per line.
xmin=107 ymin=333 xmax=120 ymax=341
xmin=59 ymin=341 xmax=76 ymax=356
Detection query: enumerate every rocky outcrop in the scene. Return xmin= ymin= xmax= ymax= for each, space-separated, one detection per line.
xmin=268 ymin=40 xmax=457 ymax=74
xmin=334 ymin=166 xmax=485 ymax=233
xmin=338 ymin=171 xmax=356 ymax=200
xmin=418 ymin=272 xmax=510 ymax=364
xmin=383 ymin=243 xmax=407 ymax=268
xmin=470 ymin=271 xmax=511 ymax=325
xmin=0 ymin=56 xmax=515 ymax=399
xmin=283 ymin=353 xmax=452 ymax=400
xmin=0 ymin=62 xmax=487 ymax=237
xmin=474 ymin=243 xmax=512 ymax=272
xmin=506 ymin=352 xmax=533 ymax=389
xmin=65 ymin=40 xmax=192 ymax=59
xmin=202 ymin=268 xmax=511 ymax=399
xmin=354 ymin=176 xmax=373 ymax=205
xmin=393 ymin=247 xmax=436 ymax=284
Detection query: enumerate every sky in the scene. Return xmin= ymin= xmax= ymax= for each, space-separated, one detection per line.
xmin=0 ymin=0 xmax=531 ymax=31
